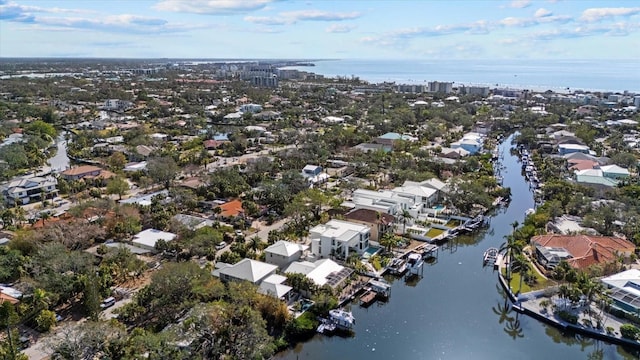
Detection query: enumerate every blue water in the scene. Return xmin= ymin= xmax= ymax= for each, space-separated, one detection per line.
xmin=364 ymin=246 xmax=381 ymax=257
xmin=275 ymin=135 xmax=638 ymax=360
xmin=285 ymin=59 xmax=640 ymax=93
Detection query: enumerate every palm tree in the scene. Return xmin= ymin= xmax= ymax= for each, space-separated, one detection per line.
xmin=248 ymin=236 xmax=262 ymax=252
xmin=398 ymin=209 xmax=413 ymax=235
xmin=499 ymin=234 xmax=523 ymax=285
xmin=513 ymin=253 xmax=530 ymax=295
xmin=380 ymin=232 xmax=400 ymax=253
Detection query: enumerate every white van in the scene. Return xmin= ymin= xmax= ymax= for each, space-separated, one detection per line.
xmin=100 ymin=297 xmax=116 ymax=309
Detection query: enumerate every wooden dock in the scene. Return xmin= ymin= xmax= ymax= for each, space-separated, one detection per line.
xmin=360 ymin=290 xmax=377 ymax=307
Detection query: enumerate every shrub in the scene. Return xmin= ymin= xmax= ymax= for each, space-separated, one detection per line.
xmin=285 ymin=311 xmax=317 ymax=341
xmin=557 ymin=310 xmax=578 ymax=324
xmin=606 ymin=326 xmax=615 ymax=335
xmin=35 ymin=309 xmax=57 ymax=332
xmin=620 ymin=324 xmax=640 ymax=340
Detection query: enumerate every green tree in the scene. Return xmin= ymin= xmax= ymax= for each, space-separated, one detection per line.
xmin=35 ymin=309 xmax=57 ymax=332
xmin=106 ymin=177 xmax=129 ymax=200
xmin=147 ymin=156 xmax=179 ymax=189
xmin=107 ymin=151 xmax=127 ymax=171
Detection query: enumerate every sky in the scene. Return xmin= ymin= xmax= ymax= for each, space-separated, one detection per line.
xmin=0 ymin=0 xmax=639 ymax=59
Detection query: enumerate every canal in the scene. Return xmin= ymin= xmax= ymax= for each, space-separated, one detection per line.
xmin=47 ymin=132 xmax=70 ymax=172
xmin=275 ymin=134 xmax=638 ymax=359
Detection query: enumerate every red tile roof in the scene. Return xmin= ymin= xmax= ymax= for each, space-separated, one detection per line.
xmin=217 ymin=199 xmax=244 ymax=218
xmin=532 ymin=234 xmax=635 ymax=269
xmin=0 ymin=292 xmax=19 ymax=305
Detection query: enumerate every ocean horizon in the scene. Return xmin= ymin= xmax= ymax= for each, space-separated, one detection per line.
xmin=283 ymin=58 xmax=640 ymax=93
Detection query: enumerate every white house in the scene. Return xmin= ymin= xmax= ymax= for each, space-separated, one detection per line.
xmin=213 ymin=259 xmax=277 ymax=284
xmin=284 ymin=259 xmax=352 ymax=288
xmin=451 ymin=132 xmax=484 ymax=154
xmin=2 ymin=176 xmax=57 ymax=205
xmin=258 ymin=274 xmax=293 ymax=300
xmin=131 ymin=228 xmax=177 ymax=252
xmin=264 ymin=240 xmax=308 ymax=269
xmin=600 ymin=165 xmax=630 ymax=179
xmin=601 ymin=269 xmax=640 ymax=314
xmin=301 ymin=165 xmax=329 ymax=185
xmin=309 ymin=220 xmax=370 ymax=259
xmin=239 ymin=103 xmax=263 ymax=114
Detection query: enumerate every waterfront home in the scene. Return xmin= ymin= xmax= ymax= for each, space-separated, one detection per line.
xmin=264 ymin=240 xmax=309 ymax=269
xmin=258 ymin=274 xmax=293 ymax=301
xmin=131 ymin=228 xmax=177 ymax=253
xmin=284 ymin=258 xmax=352 ymax=289
xmin=309 ymin=219 xmax=370 ymax=260
xmin=2 ymin=176 xmax=58 ymax=205
xmin=601 ymin=269 xmax=640 ymax=314
xmin=343 ymin=208 xmax=394 ymax=242
xmin=532 ymin=234 xmax=635 ymax=270
xmin=213 ymin=258 xmax=278 ymax=285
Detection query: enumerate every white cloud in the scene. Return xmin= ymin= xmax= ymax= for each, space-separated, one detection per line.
xmin=534 ymin=8 xmax=552 ymax=18
xmin=154 ymin=0 xmax=276 ymax=15
xmin=245 ymin=10 xmax=361 ymax=25
xmin=326 ymin=24 xmax=355 ymax=33
xmin=509 ymin=0 xmax=531 ymax=9
xmin=580 ymin=7 xmax=640 ymax=22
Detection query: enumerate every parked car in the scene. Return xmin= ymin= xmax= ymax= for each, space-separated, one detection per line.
xmin=215 ymin=241 xmax=227 ymax=250
xmin=235 ymin=230 xmax=243 ymax=237
xmin=100 ymin=297 xmax=116 ymax=309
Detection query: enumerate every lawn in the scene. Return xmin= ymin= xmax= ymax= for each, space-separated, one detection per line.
xmin=426 ymin=228 xmax=445 ymax=238
xmin=444 ymin=220 xmax=461 ymax=228
xmin=504 ymin=264 xmax=549 ymax=294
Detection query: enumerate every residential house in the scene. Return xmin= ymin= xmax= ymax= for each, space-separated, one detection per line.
xmin=215 ymin=199 xmax=245 ymax=220
xmin=301 ymin=165 xmax=329 ymax=186
xmin=309 ymin=219 xmax=370 ymax=259
xmin=343 ymin=208 xmax=394 ymax=242
xmin=131 ymin=228 xmax=177 ymax=252
xmin=258 ymin=274 xmax=293 ymax=301
xmin=2 ymin=176 xmax=58 ymax=205
xmin=203 ymin=139 xmax=229 ymax=150
xmin=574 ymin=164 xmax=630 ymax=188
xmin=61 ymin=165 xmax=116 ymax=185
xmin=284 ymin=258 xmax=352 ymax=289
xmin=451 ymin=132 xmax=484 ymax=155
xmin=239 ymin=103 xmax=263 ymax=114
xmin=601 ymin=269 xmax=640 ymax=314
xmin=532 ymin=234 xmax=635 ymax=270
xmin=558 ymin=143 xmax=590 ymax=155
xmin=264 ymin=240 xmax=309 ymax=269
xmin=171 ymin=214 xmax=214 ymax=231
xmin=104 ymin=99 xmax=132 ymax=112
xmin=374 ymin=132 xmax=418 ymax=147
xmin=213 ymin=259 xmax=277 ymax=284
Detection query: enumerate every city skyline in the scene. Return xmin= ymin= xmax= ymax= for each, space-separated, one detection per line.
xmin=0 ymin=0 xmax=639 ymax=59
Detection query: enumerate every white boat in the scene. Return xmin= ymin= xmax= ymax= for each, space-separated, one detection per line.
xmin=406 ymin=253 xmax=424 ymax=276
xmin=329 ymin=309 xmax=355 ymax=330
xmin=483 ymin=247 xmax=499 ymax=265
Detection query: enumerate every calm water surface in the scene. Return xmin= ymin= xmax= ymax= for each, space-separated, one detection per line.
xmin=274 ymin=135 xmax=639 ymax=360
xmin=284 ymin=59 xmax=640 ymax=93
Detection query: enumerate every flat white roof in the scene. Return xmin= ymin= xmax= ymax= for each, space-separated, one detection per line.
xmin=132 ymin=228 xmax=176 ymax=249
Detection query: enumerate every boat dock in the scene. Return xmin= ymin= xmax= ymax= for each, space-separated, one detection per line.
xmin=359 ymin=290 xmax=377 ymax=307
